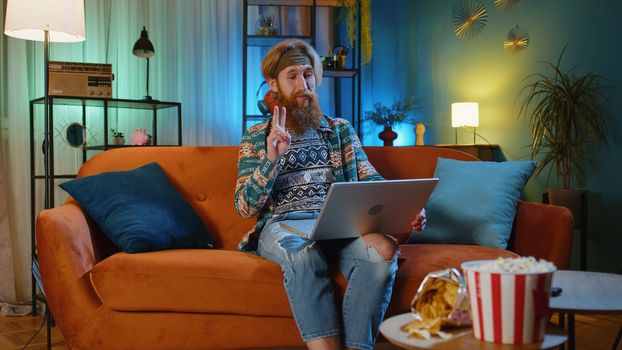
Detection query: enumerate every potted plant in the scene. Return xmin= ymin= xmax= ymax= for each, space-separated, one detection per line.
xmin=110 ymin=128 xmax=125 ymax=145
xmin=256 ymin=15 xmax=277 ymax=36
xmin=516 ymin=45 xmax=611 ymax=255
xmin=365 ymin=96 xmax=417 ymax=146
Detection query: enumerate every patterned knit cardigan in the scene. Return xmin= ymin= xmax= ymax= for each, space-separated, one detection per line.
xmin=234 ymin=115 xmax=383 ymax=252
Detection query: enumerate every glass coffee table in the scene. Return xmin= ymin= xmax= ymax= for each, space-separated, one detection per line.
xmin=549 ymin=270 xmax=622 ymax=350
xmin=380 ymin=313 xmax=567 ymax=349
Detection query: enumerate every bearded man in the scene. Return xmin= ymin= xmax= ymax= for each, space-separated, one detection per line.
xmin=234 ymin=40 xmax=425 ymax=350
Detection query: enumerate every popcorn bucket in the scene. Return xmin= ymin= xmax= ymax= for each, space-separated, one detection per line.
xmin=461 ymin=259 xmax=556 ymax=344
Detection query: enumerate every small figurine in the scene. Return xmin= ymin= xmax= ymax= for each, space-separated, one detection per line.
xmin=131 ymin=128 xmax=152 ymax=146
xmin=415 ymin=123 xmax=426 ymax=146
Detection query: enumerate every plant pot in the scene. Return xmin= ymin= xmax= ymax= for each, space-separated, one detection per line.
xmin=112 ymin=136 xmax=125 ymax=145
xmin=547 ymin=188 xmax=587 ymax=227
xmin=378 ymin=125 xmax=398 ymax=146
xmin=256 ymin=26 xmax=277 ymax=36
xmin=545 ymin=188 xmax=588 ymax=270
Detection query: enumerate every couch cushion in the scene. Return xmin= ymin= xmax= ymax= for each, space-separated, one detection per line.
xmin=408 ymin=158 xmax=535 ymax=249
xmin=60 ymin=162 xmax=215 ymax=253
xmin=91 ymin=244 xmax=517 ymax=316
xmin=91 ymin=249 xmax=292 ymax=316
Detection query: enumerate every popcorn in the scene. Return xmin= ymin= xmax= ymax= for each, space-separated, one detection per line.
xmin=461 ymin=257 xmax=557 ymax=344
xmin=472 ymin=256 xmax=555 ymax=274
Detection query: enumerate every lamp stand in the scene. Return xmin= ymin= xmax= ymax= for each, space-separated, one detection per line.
xmin=454 ymin=128 xmax=458 ymax=144
xmin=473 ymin=127 xmax=476 ymax=144
xmin=144 ymin=57 xmax=152 ymax=101
xmin=43 ymin=30 xmax=51 ymax=210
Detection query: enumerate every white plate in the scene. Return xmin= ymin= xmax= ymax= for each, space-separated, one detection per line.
xmin=379 ymin=313 xmax=471 ymax=349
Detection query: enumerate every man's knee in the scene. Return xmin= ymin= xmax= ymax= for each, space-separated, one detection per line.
xmin=361 ymin=233 xmax=398 ymax=261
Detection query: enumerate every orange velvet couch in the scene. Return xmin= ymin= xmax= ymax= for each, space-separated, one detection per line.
xmin=36 ymin=146 xmax=573 ymax=350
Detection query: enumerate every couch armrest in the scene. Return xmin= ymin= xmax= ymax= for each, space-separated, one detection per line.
xmin=509 ymin=200 xmax=574 ymax=269
xmin=36 ymin=201 xmax=105 ymax=341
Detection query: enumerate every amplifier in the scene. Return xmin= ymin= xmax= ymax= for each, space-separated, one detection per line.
xmin=48 ymin=61 xmax=113 ymax=98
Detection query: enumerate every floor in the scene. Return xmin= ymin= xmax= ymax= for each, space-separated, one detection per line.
xmin=0 ymin=313 xmax=620 ymax=349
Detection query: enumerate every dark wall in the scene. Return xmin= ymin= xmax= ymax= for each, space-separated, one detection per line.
xmin=363 ymin=0 xmax=622 ymax=272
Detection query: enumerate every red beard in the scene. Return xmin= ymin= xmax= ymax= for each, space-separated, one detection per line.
xmin=276 ymin=88 xmax=323 ymax=135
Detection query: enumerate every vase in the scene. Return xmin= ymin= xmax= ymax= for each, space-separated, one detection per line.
xmin=378 ymin=125 xmax=398 ymax=146
xmin=112 ymin=136 xmax=125 ymax=145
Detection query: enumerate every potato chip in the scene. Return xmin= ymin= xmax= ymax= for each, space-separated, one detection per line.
xmin=401 ymin=317 xmax=441 ymax=340
xmin=401 ymin=268 xmax=472 ymax=340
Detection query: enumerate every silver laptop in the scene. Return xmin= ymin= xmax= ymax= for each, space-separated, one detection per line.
xmin=279 ymin=178 xmax=438 ymax=240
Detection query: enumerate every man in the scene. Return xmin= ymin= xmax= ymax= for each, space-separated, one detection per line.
xmin=234 ymin=40 xmax=425 ymax=350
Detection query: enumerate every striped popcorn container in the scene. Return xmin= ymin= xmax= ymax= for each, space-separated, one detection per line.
xmin=461 ymin=260 xmax=555 ymax=344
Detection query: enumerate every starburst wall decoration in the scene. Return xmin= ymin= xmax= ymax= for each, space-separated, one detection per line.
xmin=504 ymin=25 xmax=529 ymax=55
xmin=452 ymin=0 xmax=488 ymax=40
xmin=494 ymin=0 xmax=521 ymax=13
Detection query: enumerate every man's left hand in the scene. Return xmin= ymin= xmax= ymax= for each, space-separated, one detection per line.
xmin=410 ymin=208 xmax=426 ymax=233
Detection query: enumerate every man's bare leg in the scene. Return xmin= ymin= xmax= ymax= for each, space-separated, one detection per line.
xmin=307 ymin=336 xmax=340 ymax=350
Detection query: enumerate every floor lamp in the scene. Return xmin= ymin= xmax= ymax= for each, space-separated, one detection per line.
xmin=4 ymin=0 xmax=85 ymax=345
xmin=5 ymin=0 xmax=86 ymax=209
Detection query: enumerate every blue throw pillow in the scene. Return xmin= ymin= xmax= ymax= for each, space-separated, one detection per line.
xmin=59 ymin=162 xmax=215 ymax=253
xmin=407 ymin=158 xmax=535 ymax=249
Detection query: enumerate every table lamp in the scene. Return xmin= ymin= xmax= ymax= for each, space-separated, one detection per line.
xmin=451 ymin=102 xmax=479 ymax=144
xmin=4 ymin=0 xmax=86 ymax=210
xmin=132 ymin=26 xmax=155 ymax=101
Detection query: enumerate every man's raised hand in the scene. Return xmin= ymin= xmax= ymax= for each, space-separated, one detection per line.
xmin=266 ymin=106 xmax=291 ymax=164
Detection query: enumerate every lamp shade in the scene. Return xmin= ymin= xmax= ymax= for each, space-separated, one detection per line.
xmin=132 ymin=26 xmax=155 ymax=58
xmin=4 ymin=0 xmax=85 ymax=42
xmin=451 ymin=102 xmax=479 ymax=127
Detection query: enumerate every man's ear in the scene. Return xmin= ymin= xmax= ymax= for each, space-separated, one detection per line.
xmin=267 ymin=78 xmax=279 ymax=93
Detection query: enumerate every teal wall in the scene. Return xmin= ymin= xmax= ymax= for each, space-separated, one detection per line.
xmin=365 ymin=0 xmax=622 ymax=272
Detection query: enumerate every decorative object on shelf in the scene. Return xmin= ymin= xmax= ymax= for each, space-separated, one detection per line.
xmin=494 ymin=0 xmax=520 ymax=13
xmin=110 ymin=128 xmax=125 ymax=145
xmin=504 ymin=25 xmax=529 ymax=55
xmin=132 ymin=26 xmax=155 ymax=101
xmin=256 ymin=15 xmax=277 ymax=36
xmin=451 ymin=102 xmax=479 ymax=144
xmin=322 ymin=56 xmax=336 ymax=70
xmin=452 ymin=0 xmax=488 ymax=40
xmin=333 ymin=45 xmax=349 ymax=69
xmin=516 ymin=44 xmax=611 ymax=191
xmin=365 ymin=97 xmax=418 ymax=146
xmin=341 ymin=0 xmax=372 ymax=63
xmin=377 ymin=126 xmax=398 ymax=147
xmin=131 ymin=128 xmax=152 ymax=146
xmin=63 ymin=123 xmax=87 ymax=148
xmin=4 ymin=0 xmax=85 ymax=212
xmin=49 ymin=61 xmax=113 ymax=98
xmin=415 ymin=122 xmax=426 ymax=146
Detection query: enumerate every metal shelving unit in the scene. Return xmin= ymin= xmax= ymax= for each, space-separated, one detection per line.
xmin=28 ymin=95 xmax=182 ymax=314
xmin=242 ymin=0 xmax=362 ymax=135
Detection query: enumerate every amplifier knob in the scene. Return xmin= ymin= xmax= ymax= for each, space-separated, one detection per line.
xmin=89 ymin=90 xmax=95 ymax=95
xmin=98 ymin=91 xmax=103 ymax=96
xmin=106 ymin=91 xmax=111 ymax=96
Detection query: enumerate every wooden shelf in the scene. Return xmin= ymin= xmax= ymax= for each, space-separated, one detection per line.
xmin=431 ymin=144 xmax=502 ymax=162
xmin=247 ymin=0 xmax=341 ymax=6
xmin=31 ymin=96 xmax=181 ymax=110
xmin=246 ymin=35 xmax=312 ymax=47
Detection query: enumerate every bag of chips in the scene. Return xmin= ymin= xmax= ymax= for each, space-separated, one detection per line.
xmin=401 ymin=268 xmax=471 ymax=340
